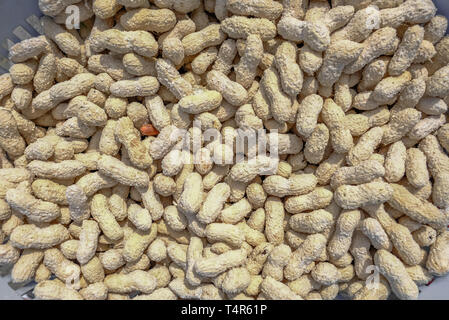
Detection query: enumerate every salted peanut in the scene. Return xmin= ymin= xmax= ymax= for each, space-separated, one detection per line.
xmin=34 ymin=280 xmax=83 ymax=300
xmin=299 ymin=44 xmax=323 ymax=76
xmin=5 ymin=182 xmax=60 ymax=223
xmin=347 ymin=127 xmax=383 ymax=166
xmin=197 ymin=183 xmax=230 ymax=224
xmin=115 ymin=117 xmax=152 ymax=169
xmin=178 ymin=172 xmax=203 ymax=216
xmin=105 ymin=270 xmax=157 ymax=294
xmin=76 ymin=172 xmax=117 ymax=198
xmin=153 ymin=174 xmax=176 ymax=197
xmin=381 ymin=108 xmax=422 ymax=146
xmin=412 ymin=225 xmax=437 ymax=247
xmin=387 ymin=183 xmax=447 ymax=230
xmin=206 ymin=223 xmax=245 ymax=248
xmin=288 ymin=274 xmax=321 ymax=298
xmin=0 ymin=108 xmax=26 ymax=159
xmin=123 ymin=224 xmax=157 ymax=263
xmin=11 ymin=249 xmax=44 ymax=283
xmin=64 ymin=96 xmax=107 ymax=127
xmin=206 ymin=70 xmax=248 ymax=107
xmin=167 ymin=243 xmax=187 ymax=269
xmin=261 ymin=276 xmax=302 ymax=300
xmin=321 ymin=99 xmax=353 ymax=154
xmin=311 ymin=262 xmax=340 ymax=287
xmin=335 ymin=181 xmax=393 ymax=210
xmin=318 ymin=40 xmax=363 ymax=88
xmin=437 ymin=124 xmax=449 ymax=154
xmin=388 ymin=25 xmax=424 ymax=76
xmin=98 ymin=155 xmax=149 ymax=188
xmin=326 ymin=209 xmax=361 ymax=261
xmin=123 ymin=53 xmax=156 ymax=77
xmin=330 ymin=5 xmax=380 ymax=42
xmin=373 ymin=72 xmax=412 ymax=105
xmin=262 ymin=196 xmax=286 ymax=245
xmin=40 ymin=16 xmax=80 ymax=56
xmin=380 ymin=0 xmax=436 ymax=27
xmin=419 ymin=135 xmax=449 ymax=176
xmin=426 ymin=65 xmax=449 ymax=98
xmin=405 ymin=265 xmax=433 ymax=286
xmin=423 ymin=15 xmax=447 ymax=44
xmin=220 ymin=198 xmax=252 ymax=224
xmin=90 ymin=194 xmax=123 ymax=242
xmin=8 ymin=35 xmax=48 ymax=63
xmin=76 ymin=220 xmax=100 ymax=265
xmin=109 ymin=76 xmax=159 ymax=98
xmin=404 ymin=148 xmax=429 ymax=189
xmin=330 ymin=160 xmax=385 ymax=190
xmin=345 ymin=27 xmax=398 ymax=75
xmin=226 ymin=0 xmax=282 ymax=20
xmin=95 ymin=30 xmax=158 ymax=58
xmin=142 ymin=96 xmax=169 ymax=132
xmin=285 ymin=187 xmax=334 ymax=214
xmin=195 ymin=249 xmax=247 ymax=278
xmin=235 ymin=34 xmax=263 ymax=89
xmin=119 ymin=7 xmax=176 ymax=32
xmin=266 ymin=133 xmax=302 ymax=156
xmin=263 ymin=174 xmax=317 ymax=198
xmin=99 ymin=249 xmax=125 ymax=271
xmin=133 ymin=287 xmax=177 ymax=300
xmin=296 ymin=94 xmax=323 ymax=138
xmin=88 ymin=55 xmax=131 ymax=81
xmin=285 ymin=234 xmax=327 ymax=281
xmin=243 ymin=242 xmax=272 ymax=275
xmin=358 ymin=57 xmax=389 ymax=92
xmin=180 ymin=24 xmax=226 ymax=57
xmin=183 ymin=236 xmax=203 ymax=287
xmin=348 ymin=231 xmax=373 ymax=280
xmin=398 ymin=216 xmax=422 ymax=233
xmin=137 ymin=183 xmax=164 ymax=221
xmin=289 ymin=209 xmax=334 ymax=234
xmin=160 ymin=19 xmax=196 ymax=65
xmin=273 ymin=41 xmax=303 ymax=97
xmin=60 ymin=240 xmax=79 ymax=260
xmin=10 ymin=60 xmax=38 ymax=85
xmin=43 ymin=248 xmax=81 ymax=284
xmin=163 ymin=205 xmax=187 ymax=232
xmin=147 ymin=239 xmax=167 ymax=263
xmin=374 ymin=249 xmax=418 ymax=300
xmin=259 ymin=67 xmax=293 ymax=123
xmin=191 ymin=47 xmax=218 ymax=75
xmin=245 ymin=209 xmax=265 ymax=233
xmin=261 ymin=244 xmax=291 ymax=281
xmin=221 ymin=267 xmax=251 ymax=295
xmin=149 ymin=125 xmax=183 ymax=161
xmin=178 ymin=90 xmax=222 ymax=115
xmin=212 ymin=39 xmax=236 ymax=76
xmin=384 ymin=141 xmax=406 ymax=183
xmin=79 ymin=282 xmax=108 ymax=301
xmin=277 ymin=16 xmax=330 ymax=52
xmin=0 ymin=243 xmax=20 ymax=265
xmin=416 ymin=97 xmax=448 ymax=116
xmin=168 ymin=277 xmax=203 ymax=299
xmin=426 ymin=231 xmax=449 ymax=276
xmin=361 ymin=218 xmax=392 ymax=251
xmin=407 ymin=114 xmax=445 ymax=142
xmin=221 ymin=16 xmax=276 ymax=41
xmin=10 ymin=224 xmax=69 ymax=249
xmin=127 ymin=203 xmax=152 ymax=232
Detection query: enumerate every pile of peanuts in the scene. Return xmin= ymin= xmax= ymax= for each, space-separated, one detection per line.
xmin=0 ymin=0 xmax=448 ymax=300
